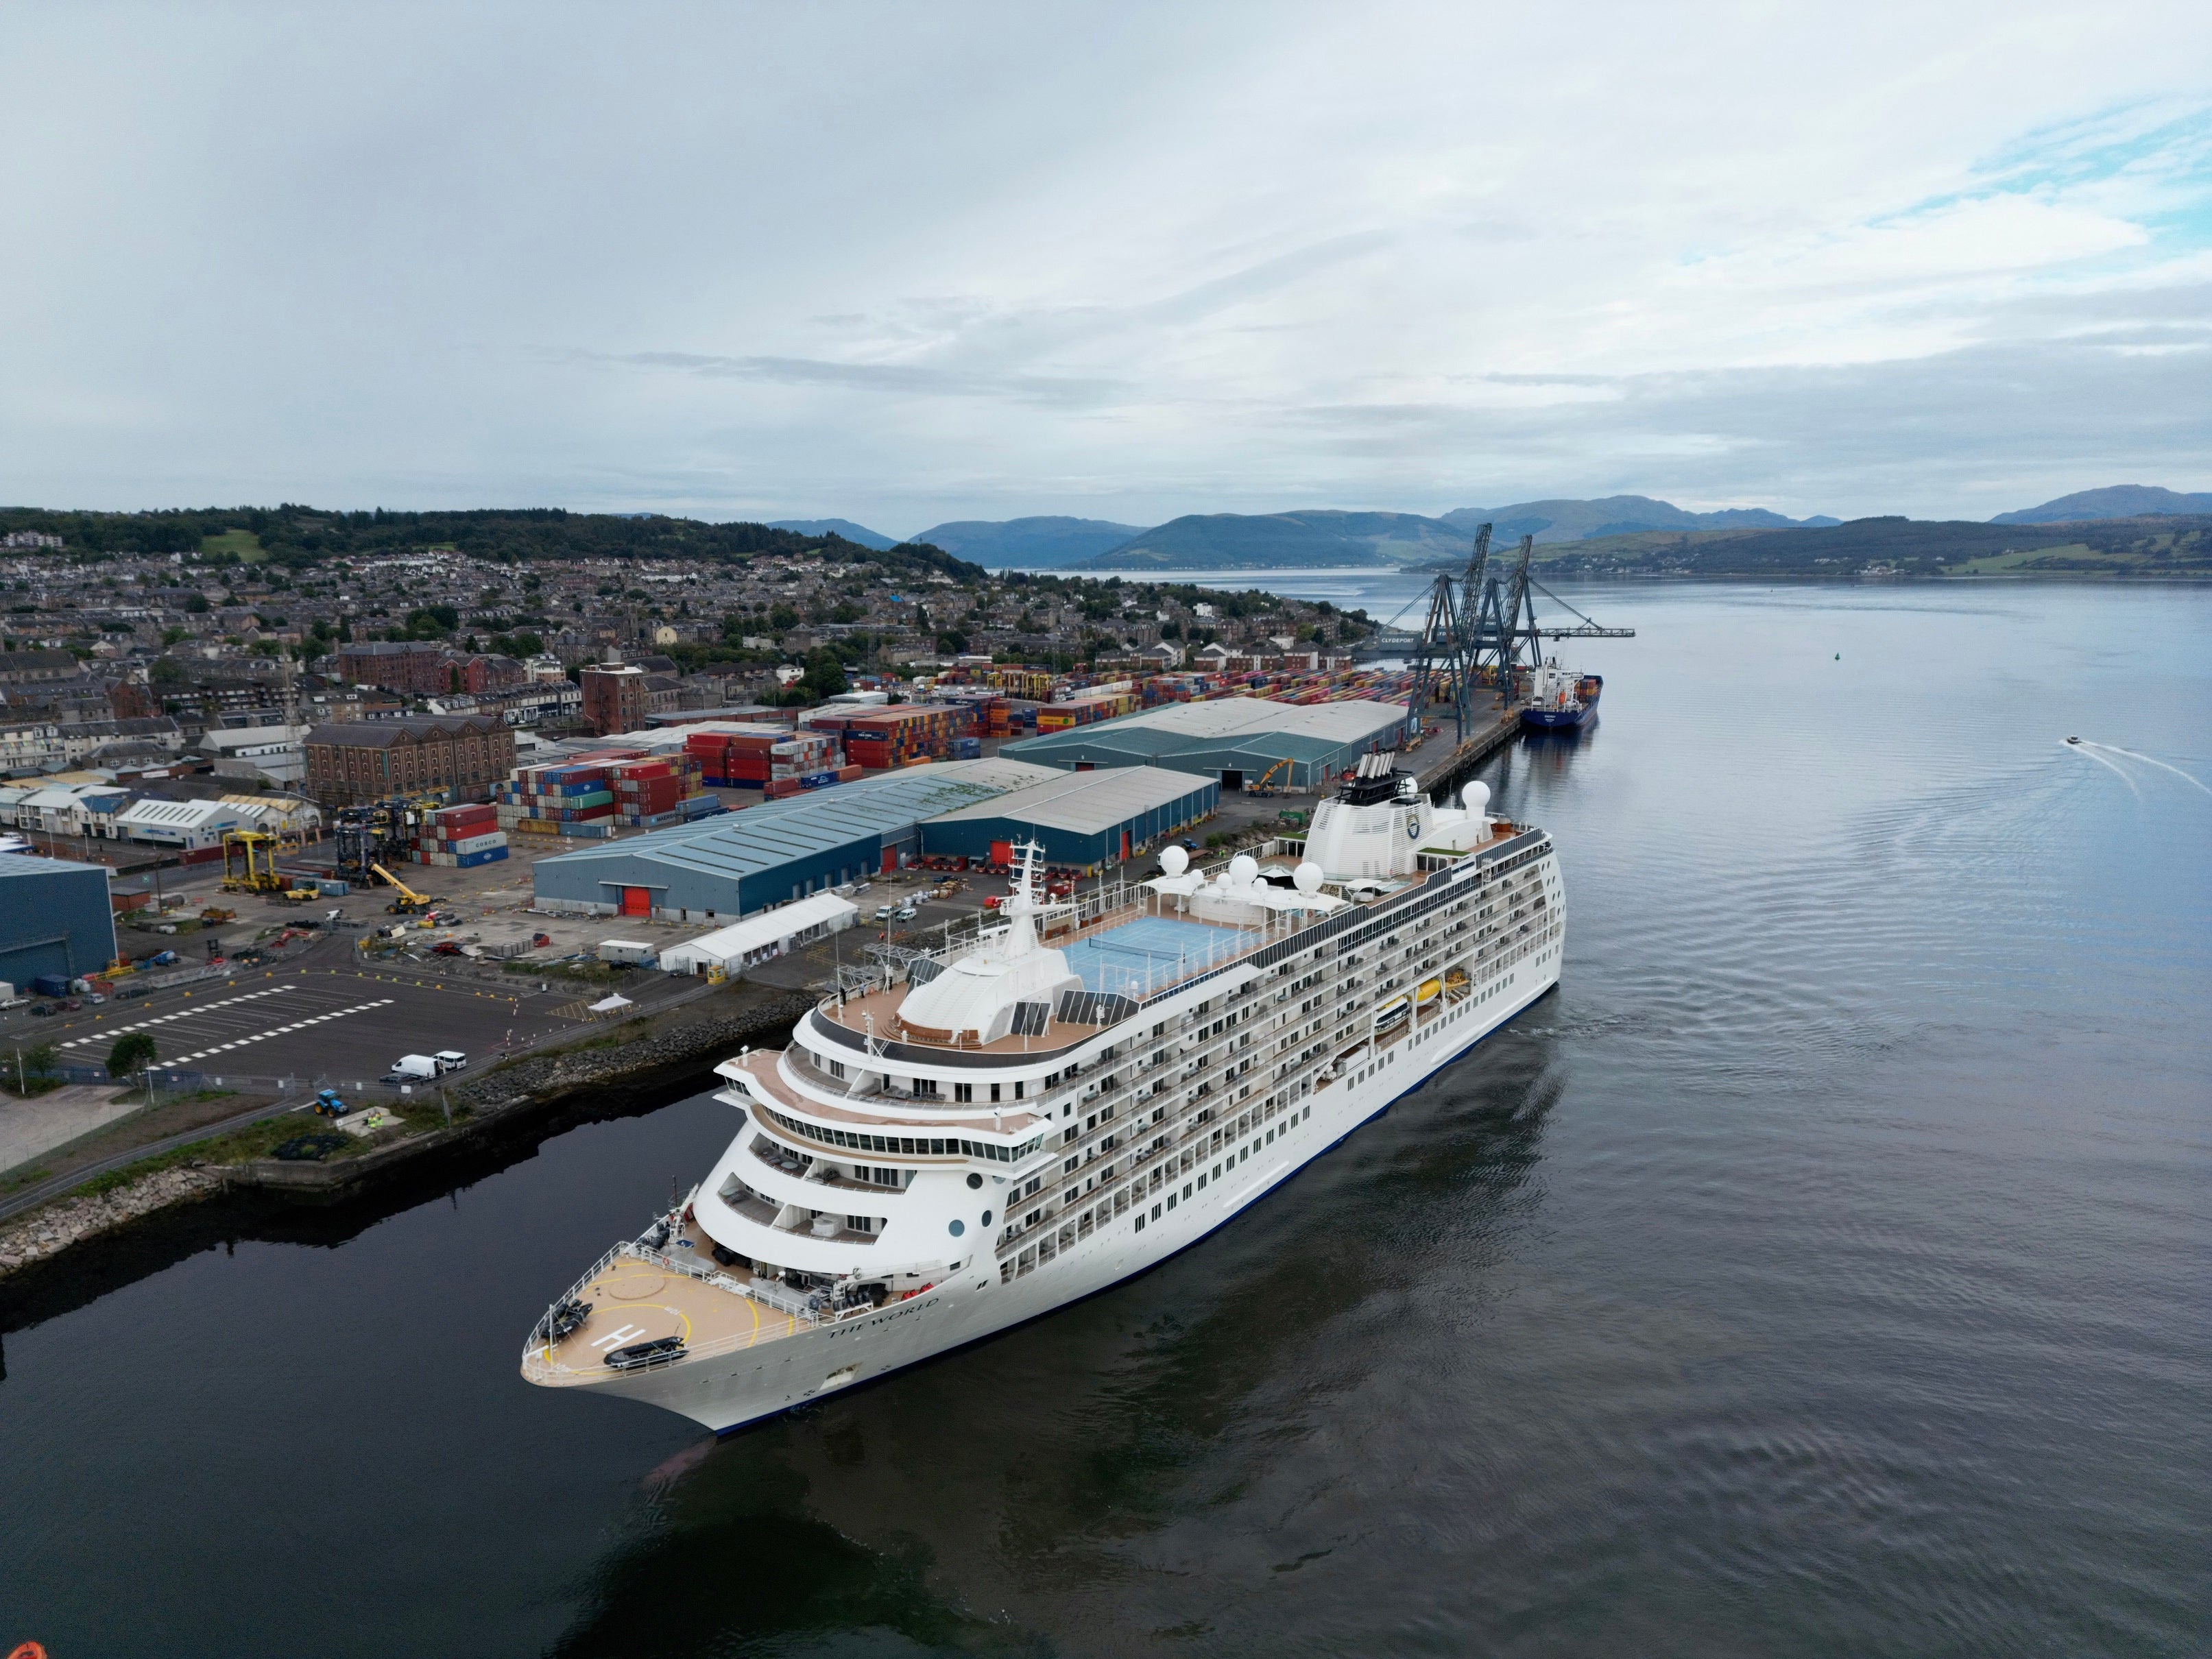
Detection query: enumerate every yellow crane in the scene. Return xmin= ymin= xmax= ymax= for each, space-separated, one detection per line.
xmin=370 ymin=862 xmax=436 ymax=915
xmin=221 ymin=829 xmax=289 ymax=895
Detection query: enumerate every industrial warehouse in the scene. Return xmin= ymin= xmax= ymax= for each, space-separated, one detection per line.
xmin=530 ymin=758 xmax=1058 ymax=921
xmin=530 ymin=758 xmax=1220 ymax=921
xmin=918 ymin=766 xmax=1216 ymax=868
xmin=999 ymin=697 xmax=1407 ymax=791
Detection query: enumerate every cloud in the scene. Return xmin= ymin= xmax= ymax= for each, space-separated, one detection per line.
xmin=0 ymin=1 xmax=2207 ymax=529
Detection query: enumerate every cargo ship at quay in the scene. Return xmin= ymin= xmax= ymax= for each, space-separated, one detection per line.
xmin=521 ymin=755 xmax=1566 ymax=1433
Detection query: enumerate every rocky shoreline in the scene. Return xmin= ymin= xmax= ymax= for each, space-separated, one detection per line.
xmin=0 ymin=1166 xmax=226 ymax=1276
xmin=0 ymin=986 xmax=814 ymax=1279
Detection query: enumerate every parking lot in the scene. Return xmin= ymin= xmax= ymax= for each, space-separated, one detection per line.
xmin=16 ymin=959 xmax=572 ymax=1095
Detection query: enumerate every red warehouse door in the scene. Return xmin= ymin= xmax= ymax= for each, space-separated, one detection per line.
xmin=620 ymin=886 xmax=651 ymax=917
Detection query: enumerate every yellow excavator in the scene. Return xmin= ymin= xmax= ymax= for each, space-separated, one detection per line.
xmin=370 ymin=862 xmax=437 ymax=917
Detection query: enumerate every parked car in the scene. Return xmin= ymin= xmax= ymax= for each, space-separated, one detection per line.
xmin=433 ymin=1050 xmax=468 ymax=1073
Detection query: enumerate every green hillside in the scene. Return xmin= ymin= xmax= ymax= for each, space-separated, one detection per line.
xmin=1506 ymin=515 xmax=2212 ymax=578
xmin=0 ymin=505 xmax=986 ymax=582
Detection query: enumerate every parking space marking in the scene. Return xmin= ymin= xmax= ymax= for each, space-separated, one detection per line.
xmin=165 ymin=998 xmax=397 ymax=1065
xmin=58 ymin=987 xmax=298 ymax=1049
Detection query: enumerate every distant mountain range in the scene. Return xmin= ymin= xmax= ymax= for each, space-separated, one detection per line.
xmin=1988 ymin=485 xmax=2212 ymax=525
xmin=1083 ymin=510 xmax=1474 ymax=571
xmin=766 ymin=518 xmax=898 ymax=549
xmin=910 ymin=516 xmax=1145 ymax=568
xmin=767 ymin=485 xmax=2211 ymax=573
xmin=1077 ymin=496 xmax=1837 ymax=570
xmin=1441 ymin=495 xmax=1840 ymax=543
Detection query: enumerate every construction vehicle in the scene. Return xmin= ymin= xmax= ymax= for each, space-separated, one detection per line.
xmin=370 ymin=862 xmax=436 ymax=915
xmin=1249 ymin=758 xmax=1291 ymax=797
xmin=199 ymin=906 xmax=237 ymax=924
xmin=220 ymin=829 xmax=289 ymax=896
xmin=313 ymin=1089 xmax=348 ymax=1118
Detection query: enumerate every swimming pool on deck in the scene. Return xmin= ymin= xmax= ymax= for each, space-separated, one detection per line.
xmin=1066 ymin=915 xmax=1249 ymax=999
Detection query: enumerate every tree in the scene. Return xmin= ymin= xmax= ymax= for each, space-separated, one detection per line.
xmin=107 ymin=1031 xmax=158 ymax=1078
xmin=184 ymin=592 xmax=209 ymax=614
xmin=802 ymin=649 xmax=848 ymax=700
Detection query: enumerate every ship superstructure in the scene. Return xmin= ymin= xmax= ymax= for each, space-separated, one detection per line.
xmin=522 ymin=754 xmax=1566 ymax=1432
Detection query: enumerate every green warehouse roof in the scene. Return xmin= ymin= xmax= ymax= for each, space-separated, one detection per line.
xmin=1001 ymin=697 xmax=1406 ymax=786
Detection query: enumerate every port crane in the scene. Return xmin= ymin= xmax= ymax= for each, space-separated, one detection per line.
xmin=1399 ymin=525 xmax=1635 ymax=743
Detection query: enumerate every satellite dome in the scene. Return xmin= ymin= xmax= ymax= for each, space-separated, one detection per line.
xmin=1159 ymin=845 xmax=1189 ymax=877
xmin=1228 ymin=853 xmax=1259 ymax=886
xmin=1293 ymin=861 xmax=1323 ymax=893
xmin=1465 ymin=780 xmax=1491 ymax=819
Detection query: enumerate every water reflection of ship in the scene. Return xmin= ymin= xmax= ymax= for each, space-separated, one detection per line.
xmin=1521 ymin=660 xmax=1600 ymax=733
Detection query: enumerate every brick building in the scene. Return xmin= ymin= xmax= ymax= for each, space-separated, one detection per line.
xmin=336 ymin=641 xmax=450 ymax=695
xmin=302 ymin=713 xmax=516 ymax=806
xmin=580 ymin=664 xmax=647 ymax=736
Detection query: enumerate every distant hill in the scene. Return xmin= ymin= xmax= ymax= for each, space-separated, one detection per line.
xmin=1524 ymin=514 xmax=2212 ymax=579
xmin=766 ymin=518 xmax=898 ymax=549
xmin=1084 ymin=510 xmax=1471 ymax=570
xmin=1441 ymin=495 xmax=1839 ymax=543
xmin=1990 ymin=486 xmax=2212 ymax=525
xmin=0 ymin=505 xmax=987 ymax=581
xmin=914 ymin=516 xmax=1146 ymax=569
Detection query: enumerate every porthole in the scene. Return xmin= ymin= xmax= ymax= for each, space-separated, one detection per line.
xmin=981 ymin=1210 xmax=993 ymax=1226
xmin=966 ymin=1173 xmax=982 ymax=1189
xmin=948 ymin=1219 xmax=965 ymax=1237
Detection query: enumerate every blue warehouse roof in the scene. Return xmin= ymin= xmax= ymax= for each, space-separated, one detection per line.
xmin=531 ymin=759 xmax=1060 ymax=914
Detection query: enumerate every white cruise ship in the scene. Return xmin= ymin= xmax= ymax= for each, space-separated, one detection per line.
xmin=521 ymin=754 xmax=1565 ymax=1433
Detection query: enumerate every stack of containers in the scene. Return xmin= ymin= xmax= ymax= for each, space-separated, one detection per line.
xmin=689 ymin=723 xmax=830 ymax=788
xmin=493 ymin=760 xmax=619 ymax=838
xmin=610 ymin=753 xmax=717 ymax=827
xmin=1035 ymin=690 xmax=1138 ymax=732
xmin=415 ymin=801 xmax=509 ymax=867
xmin=761 ymin=729 xmax=841 ymax=798
xmin=840 ymin=705 xmax=958 ymax=770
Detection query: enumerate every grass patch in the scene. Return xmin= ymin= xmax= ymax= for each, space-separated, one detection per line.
xmin=199 ymin=527 xmax=267 ymax=563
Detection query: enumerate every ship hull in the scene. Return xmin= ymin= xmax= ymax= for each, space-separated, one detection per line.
xmin=1522 ymin=682 xmax=1599 ymax=731
xmin=582 ymin=947 xmax=1565 ymax=1435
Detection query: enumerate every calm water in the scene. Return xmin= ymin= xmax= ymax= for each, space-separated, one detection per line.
xmin=5 ymin=582 xmax=2208 ymax=1657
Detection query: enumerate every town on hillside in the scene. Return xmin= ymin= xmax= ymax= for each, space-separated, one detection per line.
xmin=0 ymin=521 xmax=1399 ymax=863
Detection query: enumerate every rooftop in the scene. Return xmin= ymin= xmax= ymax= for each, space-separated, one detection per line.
xmin=925 ymin=763 xmax=1213 ymax=835
xmin=533 ymin=758 xmax=1061 ymax=882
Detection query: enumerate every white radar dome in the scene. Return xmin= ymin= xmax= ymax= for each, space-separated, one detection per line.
xmin=1293 ymin=861 xmax=1323 ymax=894
xmin=1159 ymin=845 xmax=1189 ymax=877
xmin=1464 ymin=780 xmax=1491 ymax=819
xmin=1228 ymin=853 xmax=1259 ymax=886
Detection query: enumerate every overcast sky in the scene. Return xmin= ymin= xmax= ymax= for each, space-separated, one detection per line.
xmin=4 ymin=2 xmax=2208 ymax=533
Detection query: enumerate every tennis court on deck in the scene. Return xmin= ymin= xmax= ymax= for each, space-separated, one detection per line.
xmin=1066 ymin=915 xmax=1249 ymax=999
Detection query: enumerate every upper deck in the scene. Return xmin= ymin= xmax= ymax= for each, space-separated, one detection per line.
xmin=811 ymin=823 xmax=1544 ymax=1067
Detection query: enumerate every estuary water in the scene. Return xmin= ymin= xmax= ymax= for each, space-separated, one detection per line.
xmin=3 ymin=581 xmax=2208 ymax=1658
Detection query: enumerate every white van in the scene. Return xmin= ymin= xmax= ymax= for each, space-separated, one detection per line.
xmin=388 ymin=1053 xmax=439 ymax=1082
xmin=433 ymin=1050 xmax=469 ymax=1074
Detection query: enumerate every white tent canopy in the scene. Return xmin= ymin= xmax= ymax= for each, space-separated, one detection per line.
xmin=660 ymin=892 xmax=858 ymax=975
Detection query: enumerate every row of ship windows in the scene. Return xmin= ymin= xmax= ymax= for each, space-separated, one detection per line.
xmin=758 ymin=1105 xmax=1045 ymax=1162
xmin=1131 ymin=1104 xmax=1315 ymax=1235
